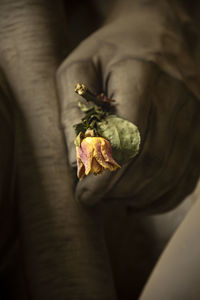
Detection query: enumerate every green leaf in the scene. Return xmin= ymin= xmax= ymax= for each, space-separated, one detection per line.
xmin=97 ymin=115 xmax=140 ymax=164
xmin=73 ymin=123 xmax=86 ymax=136
xmin=74 ymin=104 xmax=109 ymax=136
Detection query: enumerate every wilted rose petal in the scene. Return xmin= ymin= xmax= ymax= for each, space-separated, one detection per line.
xmin=91 ymin=157 xmax=103 ymax=175
xmin=76 ymin=148 xmax=85 ymax=179
xmin=76 ymin=136 xmax=120 ymax=179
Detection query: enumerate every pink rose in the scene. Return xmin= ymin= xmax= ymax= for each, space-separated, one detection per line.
xmin=76 ymin=136 xmax=120 ymax=179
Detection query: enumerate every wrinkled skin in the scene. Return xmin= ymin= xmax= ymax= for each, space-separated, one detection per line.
xmin=1 ymin=0 xmax=200 ymax=299
xmin=57 ymin=0 xmax=200 ymax=210
xmin=0 ymin=1 xmax=115 ymax=299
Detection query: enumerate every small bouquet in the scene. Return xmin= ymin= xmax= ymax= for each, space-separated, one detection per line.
xmin=74 ymin=83 xmax=140 ymax=180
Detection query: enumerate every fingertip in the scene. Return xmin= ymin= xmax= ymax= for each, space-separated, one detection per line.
xmin=75 ymin=178 xmax=102 ymax=206
xmin=75 ymin=171 xmax=113 ymax=205
xmin=75 ymin=187 xmax=99 ymax=206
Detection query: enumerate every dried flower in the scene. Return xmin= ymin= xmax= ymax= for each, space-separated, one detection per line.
xmin=73 ymin=83 xmax=140 ymax=179
xmin=76 ymin=136 xmax=120 ymax=180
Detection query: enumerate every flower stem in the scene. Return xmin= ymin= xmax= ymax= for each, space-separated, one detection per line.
xmin=75 ymin=83 xmax=105 ymax=107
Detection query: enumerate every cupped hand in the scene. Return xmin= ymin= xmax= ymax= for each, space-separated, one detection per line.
xmin=57 ymin=12 xmax=200 ymax=212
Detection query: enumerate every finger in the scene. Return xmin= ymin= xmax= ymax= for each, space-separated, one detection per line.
xmin=105 ymin=73 xmax=200 ymax=210
xmin=105 ymin=59 xmax=157 ymax=139
xmin=57 ymin=60 xmax=100 ymax=166
xmin=76 ymin=59 xmax=158 ymax=204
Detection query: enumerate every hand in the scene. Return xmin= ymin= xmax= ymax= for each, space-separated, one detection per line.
xmin=57 ymin=3 xmax=200 ymax=211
